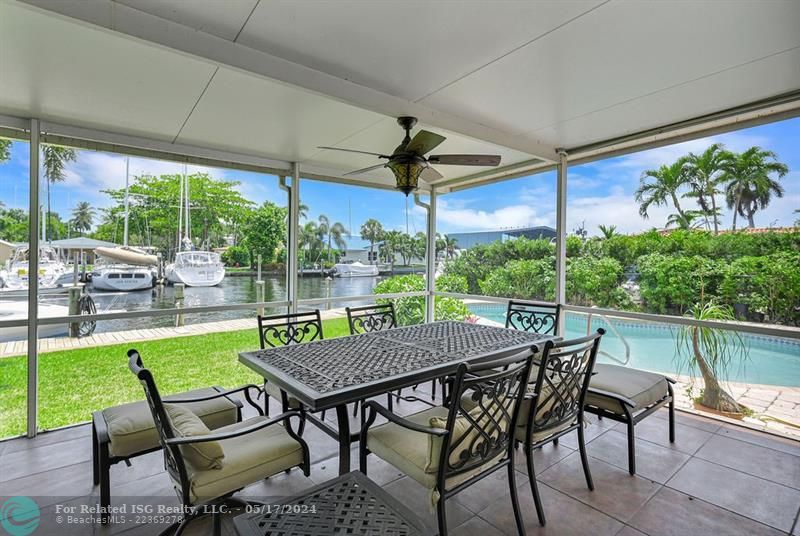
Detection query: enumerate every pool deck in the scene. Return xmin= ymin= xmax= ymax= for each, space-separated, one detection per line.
xmin=2 ymin=312 xmax=799 ymax=442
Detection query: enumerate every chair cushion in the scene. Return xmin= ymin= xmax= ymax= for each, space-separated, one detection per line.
xmin=366 ymin=406 xmax=502 ymax=493
xmin=102 ymin=387 xmax=238 ymax=458
xmin=264 ymin=381 xmax=302 ymax=409
xmin=164 ymin=404 xmax=225 ymax=470
xmin=585 ymin=364 xmax=669 ymax=414
xmin=185 ymin=418 xmax=304 ymax=503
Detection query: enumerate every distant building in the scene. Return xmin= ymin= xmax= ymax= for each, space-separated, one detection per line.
xmin=447 ymin=226 xmax=556 ymax=249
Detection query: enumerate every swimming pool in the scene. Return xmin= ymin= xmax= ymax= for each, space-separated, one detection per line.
xmin=467 ymin=304 xmax=800 ymax=387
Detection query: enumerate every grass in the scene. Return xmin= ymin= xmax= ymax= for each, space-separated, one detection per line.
xmin=0 ymin=317 xmax=351 ymax=439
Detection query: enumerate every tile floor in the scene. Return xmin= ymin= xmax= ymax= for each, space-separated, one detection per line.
xmin=1 ymin=385 xmax=798 ymax=536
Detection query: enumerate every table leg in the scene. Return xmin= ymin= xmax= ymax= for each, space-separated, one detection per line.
xmin=336 ymin=404 xmax=351 ymax=475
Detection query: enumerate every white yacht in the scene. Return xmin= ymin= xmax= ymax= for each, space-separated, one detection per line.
xmin=91 ymin=247 xmax=157 ymax=291
xmin=0 ymin=301 xmax=70 ymax=341
xmin=333 ymin=261 xmax=379 ymax=277
xmin=165 ymin=250 xmax=225 ymax=287
xmin=164 ymin=165 xmax=225 ymax=287
xmin=0 ymin=246 xmax=74 ymax=296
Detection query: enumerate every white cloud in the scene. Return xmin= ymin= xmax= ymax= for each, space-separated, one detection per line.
xmin=436 ymin=198 xmax=553 ymax=232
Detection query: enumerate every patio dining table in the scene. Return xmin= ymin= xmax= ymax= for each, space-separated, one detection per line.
xmin=238 ymin=320 xmax=553 ymax=475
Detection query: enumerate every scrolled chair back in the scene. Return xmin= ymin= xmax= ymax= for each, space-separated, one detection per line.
xmin=437 ymin=347 xmax=536 ymax=480
xmin=346 ymin=303 xmax=396 ymax=334
xmin=505 ymin=300 xmax=561 ymax=335
xmin=525 ymin=329 xmax=605 ymax=438
xmin=127 ymin=349 xmax=190 ymax=503
xmin=258 ymin=310 xmax=324 ymax=349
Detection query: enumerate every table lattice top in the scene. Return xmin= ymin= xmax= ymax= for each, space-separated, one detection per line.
xmin=240 ymin=321 xmax=547 ymax=396
xmin=233 ymin=472 xmax=428 ymax=536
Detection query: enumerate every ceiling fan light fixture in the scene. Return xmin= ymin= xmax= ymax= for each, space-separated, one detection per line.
xmin=388 ymin=159 xmax=424 ymax=196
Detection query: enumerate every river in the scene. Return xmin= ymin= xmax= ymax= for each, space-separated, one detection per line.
xmin=39 ymin=274 xmax=391 ymax=333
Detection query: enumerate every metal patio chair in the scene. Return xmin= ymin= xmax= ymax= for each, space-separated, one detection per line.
xmin=517 ymin=329 xmax=604 ymax=526
xmin=505 ymin=300 xmax=561 ymax=335
xmin=360 ymin=347 xmax=537 ymax=536
xmin=257 ymin=310 xmax=324 ymax=430
xmin=128 ymin=349 xmax=310 ymax=536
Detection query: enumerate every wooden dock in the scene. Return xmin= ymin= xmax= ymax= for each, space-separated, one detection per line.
xmin=0 ymin=309 xmax=347 ymax=358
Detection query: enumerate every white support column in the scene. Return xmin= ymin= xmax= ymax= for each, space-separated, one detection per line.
xmin=554 ymin=150 xmax=568 ymax=336
xmin=288 ymin=164 xmax=300 ymax=313
xmin=425 ymin=189 xmax=437 ymax=323
xmin=27 ymin=119 xmax=40 ymax=438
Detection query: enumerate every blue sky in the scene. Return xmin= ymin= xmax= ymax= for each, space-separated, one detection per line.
xmin=1 ymin=117 xmax=798 ymax=246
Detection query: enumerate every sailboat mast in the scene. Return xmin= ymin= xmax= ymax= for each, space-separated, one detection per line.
xmin=184 ymin=164 xmax=191 ymax=243
xmin=123 ymin=157 xmax=130 ymax=247
xmin=177 ymin=168 xmax=184 ymax=250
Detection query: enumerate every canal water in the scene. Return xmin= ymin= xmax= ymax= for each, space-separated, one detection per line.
xmin=40 ymin=275 xmax=389 ymax=333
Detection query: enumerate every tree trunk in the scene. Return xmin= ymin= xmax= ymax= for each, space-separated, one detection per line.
xmin=710 ymin=194 xmax=719 ymax=235
xmin=692 ymin=329 xmax=742 ymax=413
xmin=670 ymin=193 xmax=686 ymax=220
xmin=731 ymin=188 xmax=742 ymax=231
xmin=747 ymin=211 xmax=756 ymax=229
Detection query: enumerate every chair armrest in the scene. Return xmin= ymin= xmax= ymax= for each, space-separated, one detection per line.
xmin=361 ymin=401 xmax=448 ymax=437
xmin=586 ymin=387 xmax=636 ymax=408
xmin=167 ymin=384 xmax=265 ymax=416
xmin=665 ymin=376 xmax=677 ymax=384
xmin=165 ymin=411 xmax=302 ymax=445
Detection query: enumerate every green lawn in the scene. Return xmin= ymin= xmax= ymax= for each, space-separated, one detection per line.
xmin=0 ymin=318 xmax=351 ymax=438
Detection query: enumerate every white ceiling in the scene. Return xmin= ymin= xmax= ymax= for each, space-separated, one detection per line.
xmin=2 ymin=0 xmax=800 ymax=190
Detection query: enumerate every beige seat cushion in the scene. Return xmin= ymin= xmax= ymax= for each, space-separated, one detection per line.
xmin=366 ymin=406 xmax=502 ymax=493
xmin=585 ymin=364 xmax=669 ymax=414
xmin=102 ymin=387 xmax=238 ymax=458
xmin=164 ymin=404 xmax=225 ymax=470
xmin=185 ymin=418 xmax=304 ymax=503
xmin=264 ymin=381 xmax=302 ymax=410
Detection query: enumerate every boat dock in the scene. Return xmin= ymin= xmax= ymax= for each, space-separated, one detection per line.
xmin=0 ymin=308 xmax=347 ymax=358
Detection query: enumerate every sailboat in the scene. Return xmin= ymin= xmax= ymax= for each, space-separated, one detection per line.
xmin=164 ymin=166 xmax=225 ymax=287
xmin=0 ymin=245 xmax=73 ymax=296
xmin=91 ymin=157 xmax=158 ymax=291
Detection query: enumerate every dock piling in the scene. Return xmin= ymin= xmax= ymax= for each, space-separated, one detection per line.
xmin=175 ymin=283 xmax=185 ymax=327
xmin=68 ymin=287 xmax=81 ymax=337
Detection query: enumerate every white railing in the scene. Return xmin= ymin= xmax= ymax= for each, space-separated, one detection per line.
xmin=585 ymin=307 xmax=631 ymax=366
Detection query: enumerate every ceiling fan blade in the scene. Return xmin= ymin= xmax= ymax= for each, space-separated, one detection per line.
xmin=420 ymin=166 xmax=443 ymax=181
xmin=318 ymin=146 xmax=389 ymax=158
xmin=344 ymin=163 xmax=387 ymax=176
xmin=404 ymin=130 xmax=446 ymax=155
xmin=428 ymin=154 xmax=501 ymax=166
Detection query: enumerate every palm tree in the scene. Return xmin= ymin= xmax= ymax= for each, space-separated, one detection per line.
xmin=42 ymin=145 xmax=77 ymax=240
xmin=298 ymin=203 xmax=309 ymax=221
xmin=665 ymin=210 xmax=705 ymax=230
xmin=317 ymin=214 xmax=348 ymax=262
xmin=71 ymin=201 xmax=95 ymax=236
xmin=380 ymin=230 xmax=403 ymax=269
xmin=684 ymin=143 xmax=733 ymax=234
xmin=635 ymin=159 xmax=690 ymax=224
xmin=299 ymin=221 xmax=324 ymax=265
xmin=443 ymin=235 xmax=458 ymax=259
xmin=723 ymin=147 xmax=788 ymax=230
xmin=597 ymin=224 xmax=618 ymax=239
xmin=360 ymin=219 xmax=384 ymax=264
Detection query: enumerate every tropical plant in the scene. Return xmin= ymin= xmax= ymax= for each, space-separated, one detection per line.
xmin=241 ymin=201 xmax=287 ymax=266
xmin=676 ymin=301 xmax=749 ymax=413
xmin=380 ymin=230 xmax=403 ymax=268
xmin=70 ymin=201 xmax=95 ymax=235
xmin=723 ymin=147 xmax=788 ymax=229
xmin=360 ymin=219 xmax=383 ymax=263
xmin=0 ymin=138 xmax=10 ymax=163
xmin=41 ymin=144 xmax=77 ymax=240
xmin=597 ymin=224 xmax=618 ymax=239
xmin=221 ymin=244 xmax=250 ymax=267
xmin=665 ymin=210 xmax=706 ymax=230
xmin=413 ymin=232 xmax=427 ymax=262
xmin=684 ymin=143 xmax=733 ymax=234
xmin=635 ymin=159 xmax=690 ymax=223
xmin=373 ymin=274 xmax=468 ymax=325
xmin=317 ymin=214 xmax=347 ymax=262
xmin=442 ymin=235 xmax=458 ymax=259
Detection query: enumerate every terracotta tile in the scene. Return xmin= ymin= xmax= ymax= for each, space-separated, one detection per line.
xmin=652 ymin=408 xmax=721 ymax=433
xmin=615 ymin=526 xmax=647 ymax=536
xmin=451 ymin=463 xmax=528 ymax=514
xmin=512 ymin=440 xmax=575 ymax=476
xmin=587 ymin=430 xmax=690 ymax=483
xmin=477 ymin=481 xmax=623 ymax=536
xmin=717 ymin=423 xmax=800 ymax=457
xmin=312 ymin=447 xmax=404 ymax=487
xmin=667 ymin=458 xmax=800 ymax=532
xmin=613 ymin=415 xmax=714 ymax=455
xmin=383 ymin=476 xmax=474 ymax=530
xmin=540 ymin=452 xmax=660 ymax=522
xmin=452 ymin=515 xmax=505 ymax=536
xmin=629 ymin=486 xmax=785 ymax=536
xmin=695 ymin=434 xmax=800 ymax=489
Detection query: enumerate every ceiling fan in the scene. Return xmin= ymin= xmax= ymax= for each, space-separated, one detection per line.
xmin=319 ymin=116 xmax=501 ymax=195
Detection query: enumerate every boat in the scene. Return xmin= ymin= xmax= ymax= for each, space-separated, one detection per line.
xmin=0 ymin=301 xmax=70 ymax=341
xmin=165 ymin=251 xmax=225 ymax=287
xmin=333 ymin=261 xmax=380 ymax=277
xmin=0 ymin=246 xmax=75 ymax=296
xmin=91 ymin=246 xmax=157 ymax=291
xmin=164 ymin=165 xmax=225 ymax=287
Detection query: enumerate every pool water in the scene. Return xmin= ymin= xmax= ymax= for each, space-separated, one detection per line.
xmin=467 ymin=304 xmax=800 ymax=387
